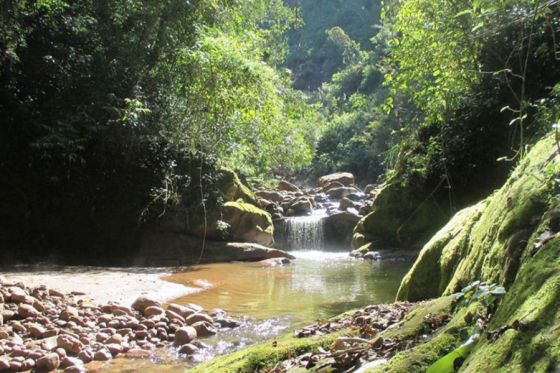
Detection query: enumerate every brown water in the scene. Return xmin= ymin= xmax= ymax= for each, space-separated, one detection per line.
xmin=166 ymin=250 xmax=409 ymax=321
xmin=91 ymin=250 xmax=412 ymax=372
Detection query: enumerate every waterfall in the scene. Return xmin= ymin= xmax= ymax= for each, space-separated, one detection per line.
xmin=284 ymin=214 xmax=325 ymax=250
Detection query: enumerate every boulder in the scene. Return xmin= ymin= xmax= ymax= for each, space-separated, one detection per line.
xmin=323 ymin=212 xmax=361 ymax=249
xmin=131 ymin=297 xmax=161 ymax=313
xmin=318 ymin=172 xmax=355 ymax=187
xmin=255 ymin=190 xmax=284 ymax=203
xmin=339 ymin=197 xmax=356 ymax=211
xmin=364 ymin=184 xmax=378 ymax=195
xmin=191 ymin=321 xmax=217 ymax=337
xmin=278 ymin=180 xmax=301 ymax=193
xmin=185 ymin=313 xmax=214 ymax=325
xmin=222 ymin=201 xmax=274 ymax=246
xmin=325 ymin=186 xmax=358 ymax=200
xmin=288 ymin=198 xmax=313 ymax=216
xmin=352 ymin=180 xmax=448 ymax=250
xmin=173 ymin=326 xmax=197 ymax=346
xmin=216 ymin=168 xmax=258 ymax=205
xmin=178 ymin=344 xmax=199 ymax=355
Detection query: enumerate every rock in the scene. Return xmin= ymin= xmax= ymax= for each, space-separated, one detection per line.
xmin=288 ymin=198 xmax=313 ymax=216
xmin=258 ymin=198 xmax=272 ymax=208
xmin=48 ymin=289 xmax=64 ymax=298
xmin=64 ymin=366 xmax=86 ymax=373
xmin=167 ymin=304 xmax=195 ymax=319
xmin=318 ymin=172 xmax=355 ymax=187
xmin=191 ymin=321 xmax=217 ymax=337
xmin=111 ymin=305 xmax=133 ymax=316
xmin=325 ymin=186 xmax=358 ymax=199
xmin=323 ymin=212 xmax=361 ymax=249
xmin=216 ymin=168 xmax=258 ymax=205
xmin=8 ymin=287 xmax=27 ymax=303
xmin=56 ymin=335 xmax=83 ymax=355
xmin=36 ymin=353 xmax=60 ymax=371
xmin=222 ymin=201 xmax=274 ymax=246
xmin=29 ymin=323 xmax=46 ymax=338
xmin=178 ymin=343 xmax=199 ymax=355
xmin=255 ymin=190 xmax=284 ymax=203
xmin=185 ymin=313 xmax=213 ymax=325
xmin=93 ymin=349 xmax=112 ymax=361
xmin=166 ymin=309 xmax=185 ymax=323
xmin=18 ymin=304 xmax=39 ymax=319
xmin=186 ymin=303 xmax=204 ymax=313
xmin=339 ymin=197 xmax=357 ymax=211
xmin=131 ymin=297 xmax=161 ymax=313
xmin=215 ymin=318 xmax=241 ymax=328
xmin=173 ymin=326 xmax=197 ymax=346
xmin=363 ymin=251 xmax=381 ymax=261
xmin=0 ymin=360 xmax=9 ymax=371
xmin=278 ymin=180 xmax=301 ymax=193
xmin=0 ymin=330 xmax=9 ymax=339
xmin=59 ymin=308 xmax=78 ymax=321
xmin=255 ymin=257 xmax=292 ymax=267
xmin=125 ymin=348 xmax=151 ymax=358
xmin=364 ymin=184 xmax=378 ymax=195
xmin=144 ymin=306 xmax=164 ymax=317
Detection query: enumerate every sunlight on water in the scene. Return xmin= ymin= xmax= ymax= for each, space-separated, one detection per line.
xmin=165 ymin=253 xmax=410 ymax=321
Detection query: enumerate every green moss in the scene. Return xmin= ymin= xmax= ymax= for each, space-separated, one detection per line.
xmin=223 ymin=201 xmax=274 ymax=245
xmin=368 ymin=299 xmax=481 ymax=373
xmin=397 ymin=201 xmax=486 ymax=301
xmin=398 ymin=136 xmax=558 ymax=300
xmin=217 ymin=168 xmax=258 ymax=206
xmin=388 ymin=135 xmax=560 ymax=372
xmin=190 ymin=331 xmax=345 ymax=373
xmin=352 ymin=178 xmax=448 ymax=250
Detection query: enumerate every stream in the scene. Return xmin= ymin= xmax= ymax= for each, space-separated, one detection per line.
xmin=91 ymin=211 xmax=413 ymax=371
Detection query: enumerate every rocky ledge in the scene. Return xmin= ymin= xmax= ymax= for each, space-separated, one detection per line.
xmin=0 ymin=276 xmax=241 ymax=372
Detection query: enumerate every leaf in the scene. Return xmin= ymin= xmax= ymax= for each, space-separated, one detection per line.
xmin=472 ymin=22 xmax=484 ymax=32
xmin=490 ymin=287 xmax=506 ymax=296
xmin=455 ymin=9 xmax=473 ymax=18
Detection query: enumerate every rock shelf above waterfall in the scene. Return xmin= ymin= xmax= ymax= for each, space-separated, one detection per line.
xmin=254 ymin=172 xmax=378 ymax=251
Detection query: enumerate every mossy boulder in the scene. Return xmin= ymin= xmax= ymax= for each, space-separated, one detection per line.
xmin=398 ymin=135 xmax=558 ymax=300
xmin=222 ymin=201 xmax=274 ymax=246
xmin=216 ymin=168 xmax=258 ymax=206
xmin=387 ymin=134 xmax=560 ymax=372
xmin=352 ymin=179 xmax=448 ymax=250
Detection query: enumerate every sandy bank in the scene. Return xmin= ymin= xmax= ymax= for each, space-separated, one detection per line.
xmin=0 ymin=265 xmax=198 ymax=306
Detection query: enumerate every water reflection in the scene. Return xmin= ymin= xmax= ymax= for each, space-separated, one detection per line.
xmin=165 ymin=251 xmax=411 ymax=321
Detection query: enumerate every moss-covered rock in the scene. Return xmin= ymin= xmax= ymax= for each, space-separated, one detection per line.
xmin=387 ymin=134 xmax=560 ymax=372
xmin=352 ymin=179 xmax=449 ymax=250
xmin=398 ymin=135 xmax=558 ymax=300
xmin=396 ymin=201 xmax=486 ymax=301
xmin=216 ymin=168 xmax=259 ymax=206
xmin=190 ymin=331 xmax=344 ymax=373
xmin=222 ymin=201 xmax=274 ymax=246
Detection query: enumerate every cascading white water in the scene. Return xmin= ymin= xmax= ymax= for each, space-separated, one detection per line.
xmin=284 ymin=206 xmax=330 ymax=250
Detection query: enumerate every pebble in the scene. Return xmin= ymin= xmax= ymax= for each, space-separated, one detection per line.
xmin=94 ymin=349 xmax=112 ymax=361
xmin=0 ymin=282 xmax=240 ymax=369
xmin=36 ymin=353 xmax=60 ymax=371
xmin=185 ymin=313 xmax=214 ymax=325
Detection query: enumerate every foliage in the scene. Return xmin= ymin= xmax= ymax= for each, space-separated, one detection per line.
xmin=284 ymin=0 xmax=381 ymax=90
xmin=0 ymin=0 xmax=317 ymax=261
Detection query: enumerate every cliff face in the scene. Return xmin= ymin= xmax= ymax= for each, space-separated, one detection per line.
xmin=389 ymin=134 xmax=560 ymax=372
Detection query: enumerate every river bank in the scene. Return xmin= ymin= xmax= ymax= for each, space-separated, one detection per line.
xmin=1 ymin=266 xmax=197 ymax=307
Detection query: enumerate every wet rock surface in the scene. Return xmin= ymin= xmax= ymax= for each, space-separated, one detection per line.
xmin=0 ymin=277 xmax=241 ymax=372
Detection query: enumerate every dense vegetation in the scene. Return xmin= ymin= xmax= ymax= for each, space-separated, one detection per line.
xmin=1 ymin=0 xmax=559 ymax=262
xmin=0 ymin=0 xmax=317 ymax=262
xmin=311 ymin=0 xmax=560 ymax=212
